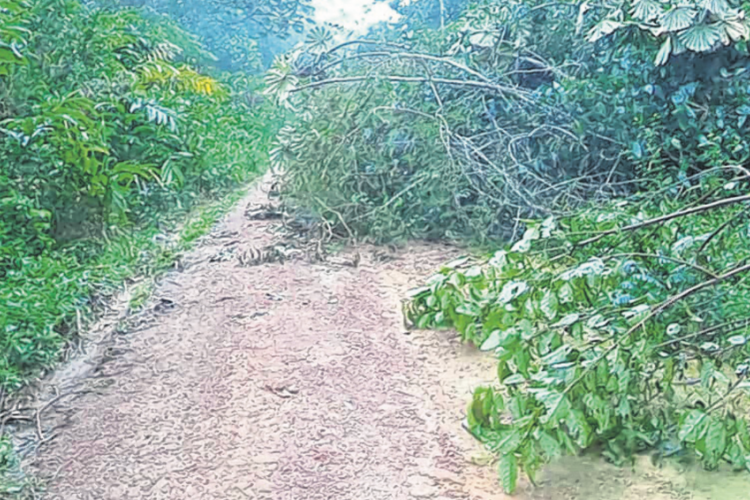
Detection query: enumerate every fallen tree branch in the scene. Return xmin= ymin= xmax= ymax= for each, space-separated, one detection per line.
xmin=563 ymin=260 xmax=750 ymax=397
xmin=576 ymin=193 xmax=750 ymax=247
xmin=313 ymin=50 xmax=494 ymax=83
xmin=290 ymin=75 xmax=531 ymax=100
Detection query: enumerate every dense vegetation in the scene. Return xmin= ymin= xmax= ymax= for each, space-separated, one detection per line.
xmin=407 ymin=173 xmax=750 ymax=491
xmin=5 ymin=0 xmax=750 ymax=496
xmin=264 ymin=0 xmax=750 ymax=493
xmin=271 ymin=0 xmax=750 ymax=243
xmin=118 ymin=0 xmax=313 ymax=70
xmin=0 ymin=0 xmax=277 ymax=393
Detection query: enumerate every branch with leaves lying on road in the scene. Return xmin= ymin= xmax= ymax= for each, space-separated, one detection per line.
xmin=406 ymin=173 xmax=750 ymax=493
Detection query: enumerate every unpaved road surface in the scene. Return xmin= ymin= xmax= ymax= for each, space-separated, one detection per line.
xmin=25 ymin=177 xmax=504 ymax=500
xmin=21 ymin=177 xmax=750 ymax=500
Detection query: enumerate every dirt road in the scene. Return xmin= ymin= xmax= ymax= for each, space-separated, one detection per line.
xmin=21 ymin=177 xmax=750 ymax=500
xmin=25 ymin=177 xmax=504 ymax=499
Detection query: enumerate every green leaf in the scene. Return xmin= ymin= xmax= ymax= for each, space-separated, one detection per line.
xmin=727 ymin=442 xmax=746 ymax=470
xmin=406 ymin=286 xmax=430 ymax=298
xmin=492 ymin=429 xmax=523 ymax=456
xmin=552 ymin=313 xmax=580 ymax=328
xmin=518 ymin=318 xmax=534 ymax=339
xmin=718 ymin=19 xmax=749 ymax=43
xmin=504 ymin=373 xmax=526 ymax=385
xmin=498 ymin=453 xmax=518 ymax=494
xmin=728 ymin=335 xmax=746 ymax=346
xmin=541 ymin=345 xmax=572 ymax=366
xmin=660 ymin=7 xmax=697 ymax=33
xmin=537 ymin=430 xmax=562 ymax=459
xmin=704 ymin=418 xmax=727 ymax=465
xmin=481 ymin=330 xmax=502 ymax=351
xmin=498 ymin=281 xmax=529 ymax=304
xmin=536 ymin=390 xmax=571 ymax=424
xmin=541 ymin=290 xmax=558 ymax=321
xmin=455 ymin=302 xmax=481 ymax=317
xmin=558 ymin=282 xmax=574 ymax=303
xmin=566 ymin=410 xmax=592 ymax=448
xmin=489 ymin=251 xmax=507 ymax=269
xmin=679 ymin=23 xmax=722 ymax=52
xmin=679 ymin=410 xmax=708 ymax=443
xmin=588 ymin=20 xmax=624 ymax=43
xmin=655 ymin=36 xmax=672 ymax=66
xmin=700 ymin=0 xmax=729 ymax=14
xmin=632 ymin=0 xmax=662 ymax=22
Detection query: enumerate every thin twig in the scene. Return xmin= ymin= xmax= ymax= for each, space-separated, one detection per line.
xmin=655 ymin=317 xmax=750 ymax=349
xmin=576 ymin=193 xmax=750 ymax=247
xmin=605 ymin=252 xmax=719 ymax=279
xmin=563 ymin=261 xmax=750 ymax=397
xmin=707 ymin=376 xmax=745 ymax=413
xmin=313 ymin=50 xmax=494 ymax=83
xmin=697 ymin=208 xmax=746 ymax=254
xmin=290 ymin=75 xmax=531 ymax=100
xmin=325 ymin=39 xmax=409 ymax=55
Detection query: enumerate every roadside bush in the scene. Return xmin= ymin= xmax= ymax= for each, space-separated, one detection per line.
xmin=0 ymin=0 xmax=277 ymax=390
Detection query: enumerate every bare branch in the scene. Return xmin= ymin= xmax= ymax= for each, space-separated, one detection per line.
xmin=290 ymin=75 xmax=531 ymax=100
xmin=313 ymin=50 xmax=494 ymax=83
xmin=576 ymin=193 xmax=750 ymax=247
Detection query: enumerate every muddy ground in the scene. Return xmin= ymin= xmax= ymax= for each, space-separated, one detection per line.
xmin=13 ymin=176 xmax=750 ymax=499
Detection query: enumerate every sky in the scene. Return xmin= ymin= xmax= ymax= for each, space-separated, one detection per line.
xmin=311 ymin=0 xmax=402 ymax=36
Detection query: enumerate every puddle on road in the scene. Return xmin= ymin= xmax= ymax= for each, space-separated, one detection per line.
xmin=513 ymin=454 xmax=750 ymax=500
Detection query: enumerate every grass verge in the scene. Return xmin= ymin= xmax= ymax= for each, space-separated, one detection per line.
xmin=0 ymin=179 xmax=257 ymax=497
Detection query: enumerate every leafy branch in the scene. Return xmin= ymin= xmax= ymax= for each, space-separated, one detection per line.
xmin=406 ymin=176 xmax=750 ymax=491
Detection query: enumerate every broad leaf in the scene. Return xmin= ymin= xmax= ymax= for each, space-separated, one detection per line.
xmin=659 ymin=7 xmax=697 ymax=33
xmin=536 ymin=430 xmax=562 ymax=459
xmin=700 ymin=0 xmax=730 ymax=14
xmin=499 ymin=453 xmax=518 ymax=494
xmin=704 ymin=418 xmax=727 ymax=465
xmin=717 ymin=19 xmax=749 ymax=45
xmin=679 ymin=410 xmax=708 ymax=443
xmin=480 ymin=329 xmax=502 ymax=351
xmin=679 ymin=23 xmax=723 ymax=52
xmin=655 ymin=36 xmax=672 ymax=65
xmin=541 ymin=290 xmax=558 ymax=321
xmin=588 ymin=20 xmax=625 ymax=43
xmin=632 ymin=0 xmax=662 ymax=22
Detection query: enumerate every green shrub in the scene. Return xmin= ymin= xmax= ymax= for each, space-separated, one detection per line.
xmin=0 ymin=0 xmax=279 ymax=390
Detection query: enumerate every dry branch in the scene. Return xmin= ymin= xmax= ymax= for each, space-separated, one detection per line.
xmin=290 ymin=75 xmax=531 ymax=100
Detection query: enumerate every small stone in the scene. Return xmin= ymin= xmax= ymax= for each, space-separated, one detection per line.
xmin=410 ymin=483 xmax=438 ymax=498
xmin=253 ymin=453 xmax=281 ymax=464
xmin=253 ymin=479 xmax=274 ymax=493
xmin=408 ymin=475 xmax=437 ymax=498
